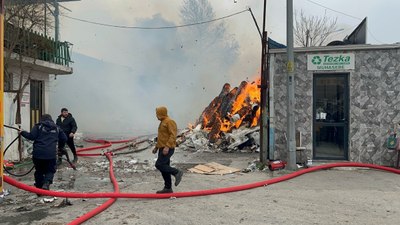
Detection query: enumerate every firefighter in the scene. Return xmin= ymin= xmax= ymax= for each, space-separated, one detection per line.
xmin=19 ymin=114 xmax=67 ymax=191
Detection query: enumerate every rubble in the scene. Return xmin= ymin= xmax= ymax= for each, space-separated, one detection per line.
xmin=176 ymin=80 xmax=261 ymax=153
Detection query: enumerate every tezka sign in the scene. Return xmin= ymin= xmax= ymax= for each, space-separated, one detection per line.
xmin=307 ymin=53 xmax=355 ymax=70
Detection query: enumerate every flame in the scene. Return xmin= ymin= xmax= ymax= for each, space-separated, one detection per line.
xmin=198 ymin=77 xmax=261 ymax=140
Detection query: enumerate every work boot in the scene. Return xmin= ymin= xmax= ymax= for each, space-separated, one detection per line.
xmin=42 ymin=182 xmax=50 ymax=191
xmin=57 ymin=157 xmax=62 ymax=166
xmin=72 ymin=155 xmax=78 ymax=164
xmin=156 ymin=188 xmax=173 ymax=194
xmin=174 ymin=170 xmax=183 ymax=186
xmin=34 ymin=183 xmax=43 ymax=197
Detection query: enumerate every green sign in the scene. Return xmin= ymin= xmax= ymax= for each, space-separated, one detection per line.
xmin=307 ymin=53 xmax=355 ymax=70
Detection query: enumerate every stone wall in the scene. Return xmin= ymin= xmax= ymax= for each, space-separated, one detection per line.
xmin=272 ymin=47 xmax=400 ymax=166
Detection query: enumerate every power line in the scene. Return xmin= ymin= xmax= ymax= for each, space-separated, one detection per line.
xmin=304 ymin=0 xmax=362 ymax=20
xmin=304 ymin=0 xmax=385 ymax=44
xmin=62 ymin=9 xmax=249 ymax=30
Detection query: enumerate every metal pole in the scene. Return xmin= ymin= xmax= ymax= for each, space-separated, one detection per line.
xmin=260 ymin=0 xmax=268 ymax=164
xmin=0 ymin=0 xmax=5 ymax=198
xmin=286 ymin=0 xmax=296 ymax=170
xmin=44 ymin=0 xmax=47 ymax=37
xmin=54 ymin=0 xmax=59 ymax=41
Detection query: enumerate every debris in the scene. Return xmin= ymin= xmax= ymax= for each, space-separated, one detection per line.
xmin=15 ymin=206 xmax=32 ymax=212
xmin=43 ymin=197 xmax=56 ymax=203
xmin=188 ymin=162 xmax=240 ymax=175
xmin=57 ymin=198 xmax=73 ymax=207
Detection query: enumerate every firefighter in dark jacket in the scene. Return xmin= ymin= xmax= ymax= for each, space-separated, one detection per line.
xmin=20 ymin=114 xmax=67 ymax=191
xmin=56 ymin=108 xmax=78 ymax=163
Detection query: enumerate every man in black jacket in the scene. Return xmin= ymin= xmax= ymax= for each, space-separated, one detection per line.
xmin=20 ymin=114 xmax=67 ymax=191
xmin=56 ymin=108 xmax=78 ymax=163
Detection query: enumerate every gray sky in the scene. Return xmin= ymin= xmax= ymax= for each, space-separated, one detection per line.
xmin=50 ymin=0 xmax=400 ymax=136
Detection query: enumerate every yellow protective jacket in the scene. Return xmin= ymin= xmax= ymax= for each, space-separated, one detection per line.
xmin=156 ymin=107 xmax=177 ymax=148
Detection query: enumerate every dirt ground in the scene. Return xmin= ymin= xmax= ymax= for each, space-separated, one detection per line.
xmin=1 ymin=145 xmax=400 ymax=225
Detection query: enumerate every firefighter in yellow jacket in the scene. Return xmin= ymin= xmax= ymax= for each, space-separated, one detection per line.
xmin=152 ymin=106 xmax=183 ymax=193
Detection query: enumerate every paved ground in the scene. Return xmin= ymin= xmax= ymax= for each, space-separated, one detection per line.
xmin=1 ymin=146 xmax=400 ymax=225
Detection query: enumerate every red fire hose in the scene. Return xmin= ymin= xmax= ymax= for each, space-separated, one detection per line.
xmin=68 ymin=153 xmax=119 ymax=225
xmin=4 ymin=162 xmax=400 ymax=199
xmin=3 ymin=137 xmax=400 ymax=224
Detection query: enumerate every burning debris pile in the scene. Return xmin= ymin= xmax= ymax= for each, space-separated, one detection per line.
xmin=178 ymin=79 xmax=261 ymax=152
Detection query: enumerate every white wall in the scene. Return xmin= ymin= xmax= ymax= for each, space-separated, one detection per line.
xmin=3 ymin=67 xmax=50 ymax=161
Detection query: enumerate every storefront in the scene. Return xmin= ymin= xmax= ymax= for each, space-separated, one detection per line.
xmin=269 ymin=44 xmax=400 ymax=166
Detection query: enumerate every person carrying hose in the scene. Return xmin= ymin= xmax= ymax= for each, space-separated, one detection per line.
xmin=19 ymin=114 xmax=67 ymax=192
xmin=56 ymin=108 xmax=78 ymax=164
xmin=152 ymin=106 xmax=183 ymax=193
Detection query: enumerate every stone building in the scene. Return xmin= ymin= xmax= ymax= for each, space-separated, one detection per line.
xmin=269 ymin=44 xmax=400 ymax=166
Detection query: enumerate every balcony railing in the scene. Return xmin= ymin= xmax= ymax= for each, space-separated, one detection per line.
xmin=4 ymin=23 xmax=72 ymax=67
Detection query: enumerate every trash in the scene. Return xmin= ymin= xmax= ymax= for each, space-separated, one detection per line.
xmin=242 ymin=161 xmax=257 ymax=173
xmin=188 ymin=162 xmax=240 ymax=175
xmin=2 ymin=189 xmax=10 ymax=196
xmin=43 ymin=197 xmax=56 ymax=203
xmin=4 ymin=160 xmax=14 ymax=169
xmin=128 ymin=159 xmax=138 ymax=165
xmin=57 ymin=198 xmax=73 ymax=207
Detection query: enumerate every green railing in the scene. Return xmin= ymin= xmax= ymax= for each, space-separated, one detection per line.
xmin=4 ymin=23 xmax=72 ymax=67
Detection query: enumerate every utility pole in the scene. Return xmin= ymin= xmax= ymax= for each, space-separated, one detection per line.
xmin=286 ymin=0 xmax=296 ymax=170
xmin=0 ymin=0 xmax=5 ymax=200
xmin=259 ymin=0 xmax=269 ymax=164
xmin=54 ymin=0 xmax=59 ymax=41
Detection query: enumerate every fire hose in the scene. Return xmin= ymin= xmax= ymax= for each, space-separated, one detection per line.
xmin=4 ymin=162 xmax=400 ymax=199
xmin=3 ymin=125 xmax=35 ymax=177
xmin=2 ymin=125 xmax=77 ymax=174
xmin=3 ymin=136 xmax=400 ymax=224
xmin=68 ymin=153 xmax=120 ymax=225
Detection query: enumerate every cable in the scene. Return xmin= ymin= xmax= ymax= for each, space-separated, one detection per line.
xmin=62 ymin=9 xmax=249 ymax=30
xmin=304 ymin=0 xmax=362 ymax=21
xmin=303 ymin=0 xmax=385 ymax=44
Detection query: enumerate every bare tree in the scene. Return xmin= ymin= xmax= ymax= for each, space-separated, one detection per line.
xmin=4 ymin=1 xmax=53 ymax=160
xmin=180 ymin=0 xmax=238 ymax=60
xmin=294 ymin=10 xmax=338 ymax=47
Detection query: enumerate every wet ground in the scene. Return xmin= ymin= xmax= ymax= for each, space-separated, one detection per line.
xmin=1 ymin=144 xmax=400 ymax=225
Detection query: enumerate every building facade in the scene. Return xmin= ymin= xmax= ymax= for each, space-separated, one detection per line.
xmin=4 ymin=41 xmax=73 ymax=161
xmin=270 ymin=44 xmax=400 ymax=166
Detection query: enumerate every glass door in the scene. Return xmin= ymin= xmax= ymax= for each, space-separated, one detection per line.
xmin=313 ymin=74 xmax=349 ymax=160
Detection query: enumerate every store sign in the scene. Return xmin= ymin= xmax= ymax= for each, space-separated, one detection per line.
xmin=307 ymin=53 xmax=355 ymax=70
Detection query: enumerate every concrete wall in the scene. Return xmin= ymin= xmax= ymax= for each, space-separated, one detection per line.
xmin=271 ymin=46 xmax=400 ymax=166
xmin=3 ymin=68 xmax=50 ymax=161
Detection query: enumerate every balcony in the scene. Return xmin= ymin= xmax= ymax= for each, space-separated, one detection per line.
xmin=4 ymin=23 xmax=73 ymax=68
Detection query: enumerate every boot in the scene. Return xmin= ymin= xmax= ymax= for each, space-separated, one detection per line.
xmin=174 ymin=170 xmax=183 ymax=186
xmin=156 ymin=188 xmax=173 ymax=194
xmin=57 ymin=157 xmax=62 ymax=166
xmin=34 ymin=183 xmax=43 ymax=197
xmin=72 ymin=154 xmax=78 ymax=163
xmin=42 ymin=182 xmax=50 ymax=191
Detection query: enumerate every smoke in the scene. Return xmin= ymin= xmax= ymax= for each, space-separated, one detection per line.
xmin=50 ymin=10 xmax=243 ymax=137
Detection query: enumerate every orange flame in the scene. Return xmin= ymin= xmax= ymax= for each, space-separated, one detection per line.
xmin=197 ymin=77 xmax=261 ymax=141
